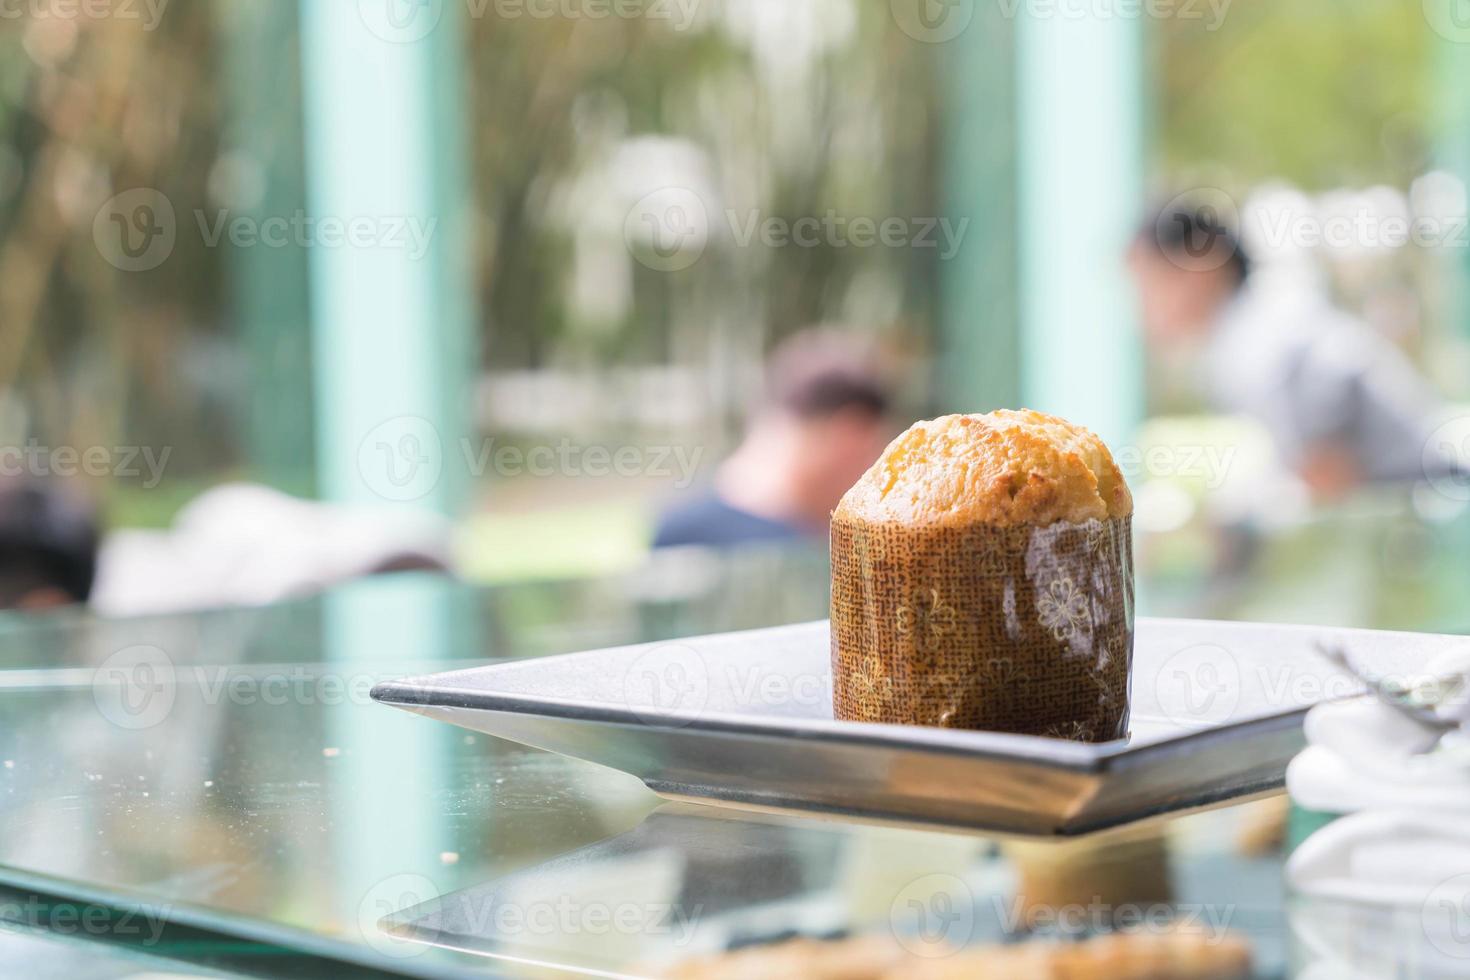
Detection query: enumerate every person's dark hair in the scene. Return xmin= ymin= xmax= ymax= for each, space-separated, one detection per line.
xmin=0 ymin=480 xmax=99 ymax=608
xmin=1144 ymin=203 xmax=1251 ymax=286
xmin=766 ymin=330 xmax=891 ymax=421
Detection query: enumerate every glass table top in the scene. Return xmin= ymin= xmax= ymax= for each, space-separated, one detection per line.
xmin=0 ymin=497 xmax=1466 ymax=977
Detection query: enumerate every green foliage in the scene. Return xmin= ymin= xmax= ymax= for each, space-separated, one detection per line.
xmin=1154 ymin=0 xmax=1432 ymax=188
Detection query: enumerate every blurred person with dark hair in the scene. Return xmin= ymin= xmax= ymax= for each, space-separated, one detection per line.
xmin=1128 ymin=203 xmax=1446 ymax=498
xmin=652 ymin=331 xmax=894 ymax=549
xmin=0 ymin=480 xmax=99 ymax=610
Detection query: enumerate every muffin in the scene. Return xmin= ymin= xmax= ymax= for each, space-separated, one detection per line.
xmin=830 ymin=410 xmax=1134 ymax=741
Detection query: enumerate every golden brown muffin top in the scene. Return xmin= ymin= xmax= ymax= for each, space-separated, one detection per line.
xmin=833 ymin=409 xmax=1132 ymax=528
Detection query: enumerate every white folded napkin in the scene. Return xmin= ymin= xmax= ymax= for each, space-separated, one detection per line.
xmin=1286 ymin=650 xmax=1470 ymax=974
xmin=1287 ymin=811 xmax=1470 ymax=976
xmin=1287 ymin=646 xmax=1470 ymax=811
xmin=1287 ymin=810 xmax=1470 ymax=906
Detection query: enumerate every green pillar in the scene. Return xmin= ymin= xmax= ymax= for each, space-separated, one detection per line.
xmin=298 ymin=1 xmax=475 ymax=951
xmin=1015 ymin=6 xmax=1143 ymax=448
xmin=939 ymin=4 xmax=1021 ymax=414
xmin=299 ymin=0 xmax=474 ymax=516
xmin=1431 ymin=4 xmax=1470 ymax=345
xmin=219 ymin=2 xmax=315 ymax=496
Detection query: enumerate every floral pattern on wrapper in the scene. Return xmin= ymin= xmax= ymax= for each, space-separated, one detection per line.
xmin=830 ymin=516 xmax=1134 ymax=742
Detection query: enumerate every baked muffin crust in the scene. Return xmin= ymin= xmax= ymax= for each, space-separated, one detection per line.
xmin=834 ymin=409 xmax=1132 ymax=528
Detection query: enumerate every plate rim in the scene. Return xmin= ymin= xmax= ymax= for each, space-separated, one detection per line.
xmin=371 ymin=614 xmax=1443 ymax=773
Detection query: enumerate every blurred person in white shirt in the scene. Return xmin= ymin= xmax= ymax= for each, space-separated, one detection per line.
xmin=1127 ymin=203 xmax=1450 ymax=499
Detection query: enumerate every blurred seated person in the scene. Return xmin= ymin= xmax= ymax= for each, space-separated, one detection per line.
xmin=653 ymin=331 xmax=894 ymax=549
xmin=0 ymin=479 xmax=99 ymax=610
xmin=1128 ymin=204 xmax=1447 ymax=499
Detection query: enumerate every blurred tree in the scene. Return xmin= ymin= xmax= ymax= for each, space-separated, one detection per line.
xmin=467 ymin=3 xmax=941 ymax=446
xmin=0 ymin=0 xmax=1452 ymax=527
xmin=1155 ymin=0 xmax=1429 ymax=187
xmin=0 ymin=8 xmax=231 ymax=521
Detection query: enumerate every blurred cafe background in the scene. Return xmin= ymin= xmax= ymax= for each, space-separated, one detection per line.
xmin=3 ymin=0 xmax=1470 ymax=977
xmin=1 ymin=0 xmax=1469 ymax=627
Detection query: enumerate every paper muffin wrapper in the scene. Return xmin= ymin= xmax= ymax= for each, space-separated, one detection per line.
xmin=830 ymin=514 xmax=1134 ymax=742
